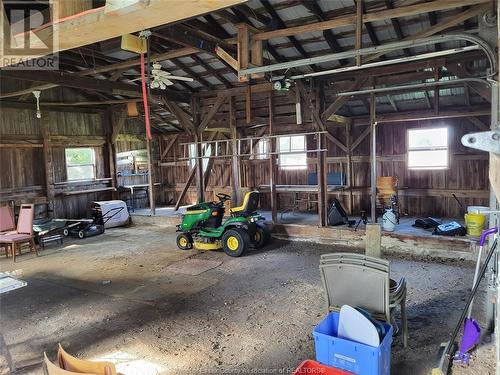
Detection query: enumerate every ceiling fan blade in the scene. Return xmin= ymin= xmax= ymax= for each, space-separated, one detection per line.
xmin=165 ymin=76 xmax=194 ymax=82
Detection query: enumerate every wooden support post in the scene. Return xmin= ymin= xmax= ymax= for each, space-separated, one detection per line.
xmin=370 ymin=92 xmax=377 ymax=223
xmin=268 ymin=91 xmax=278 ymax=223
xmin=318 ymin=133 xmax=328 ymax=227
xmin=236 ymin=23 xmax=250 ymax=82
xmin=434 ymin=67 xmax=440 ymax=115
xmin=245 ymin=86 xmax=252 ymax=124
xmin=41 ymin=114 xmax=55 ymax=217
xmin=365 ymin=223 xmax=382 ymax=258
xmin=355 ymin=0 xmax=363 ymax=66
xmin=104 ymin=110 xmax=118 ymax=199
xmin=345 ymin=120 xmax=354 ymax=214
xmin=250 ymin=39 xmax=264 ymax=79
xmin=229 ymin=97 xmax=241 ymax=206
xmin=146 ymin=137 xmax=156 ymax=215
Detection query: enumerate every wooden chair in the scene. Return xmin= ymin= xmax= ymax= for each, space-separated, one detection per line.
xmin=0 ymin=204 xmax=16 ymax=257
xmin=43 ymin=353 xmax=93 ymax=375
xmin=0 ymin=204 xmax=37 ymax=262
xmin=58 ymin=344 xmax=118 ymax=375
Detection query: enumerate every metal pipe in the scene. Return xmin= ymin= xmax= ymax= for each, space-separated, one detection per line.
xmin=336 ymin=78 xmax=491 ymax=97
xmin=240 ymin=33 xmax=497 ymax=78
xmin=290 ymin=46 xmax=479 ymax=80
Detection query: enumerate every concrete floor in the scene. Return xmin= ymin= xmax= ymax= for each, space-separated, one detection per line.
xmin=0 ymin=225 xmax=494 ymax=375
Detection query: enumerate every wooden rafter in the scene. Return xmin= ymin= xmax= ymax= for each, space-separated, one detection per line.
xmin=3 ymin=0 xmax=246 ymax=67
xmin=252 ymin=0 xmax=488 ymax=41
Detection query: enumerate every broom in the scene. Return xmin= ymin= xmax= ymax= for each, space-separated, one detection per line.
xmin=432 ymin=233 xmax=498 ymax=375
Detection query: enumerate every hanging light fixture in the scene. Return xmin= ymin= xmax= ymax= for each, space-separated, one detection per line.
xmin=32 ymin=90 xmax=41 ymax=118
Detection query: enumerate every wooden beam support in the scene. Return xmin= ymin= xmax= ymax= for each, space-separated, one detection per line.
xmin=160 ymin=135 xmax=179 ymax=160
xmin=41 ymin=115 xmax=55 ymax=217
xmin=199 ymin=94 xmax=229 ymax=132
xmin=253 ymin=0 xmax=489 ymax=41
xmin=161 ymin=98 xmax=196 ymax=134
xmin=215 ymin=46 xmax=238 ymax=71
xmin=4 ymin=0 xmax=245 ymax=67
xmin=355 ymin=0 xmax=363 ymax=66
xmin=268 ymin=91 xmax=278 ymax=223
xmin=0 ymin=69 xmax=187 ymax=102
xmin=323 ymin=77 xmax=369 ymax=121
xmin=236 ymin=23 xmax=250 ymax=82
xmin=174 ymin=165 xmax=197 ymax=211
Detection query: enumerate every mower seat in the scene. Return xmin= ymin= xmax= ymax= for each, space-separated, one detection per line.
xmin=230 ymin=191 xmax=259 ymax=217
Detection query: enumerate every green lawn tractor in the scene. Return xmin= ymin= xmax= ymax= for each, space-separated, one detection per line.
xmin=175 ymin=191 xmax=270 ymax=257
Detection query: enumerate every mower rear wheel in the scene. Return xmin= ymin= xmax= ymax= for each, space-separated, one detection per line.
xmin=254 ymin=222 xmax=271 ymax=249
xmin=222 ymin=228 xmax=250 ymax=257
xmin=176 ymin=233 xmax=193 ymax=250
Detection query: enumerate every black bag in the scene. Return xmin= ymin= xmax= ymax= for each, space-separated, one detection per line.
xmin=432 ymin=221 xmax=466 ymax=236
xmin=327 ymin=198 xmax=349 ymax=226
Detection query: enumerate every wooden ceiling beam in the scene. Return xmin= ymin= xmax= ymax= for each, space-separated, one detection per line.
xmin=253 ymin=0 xmax=489 ymax=41
xmin=0 ymin=69 xmax=188 ymax=102
xmin=300 ymin=0 xmax=348 ymax=65
xmin=3 ymin=0 xmax=246 ymax=68
xmin=260 ymin=0 xmax=317 ymax=71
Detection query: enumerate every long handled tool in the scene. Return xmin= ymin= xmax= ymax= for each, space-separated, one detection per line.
xmin=453 ymin=227 xmax=498 ymax=365
xmin=432 ymin=230 xmax=498 ymax=375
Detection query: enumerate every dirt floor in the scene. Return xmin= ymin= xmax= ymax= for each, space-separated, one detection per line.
xmin=0 ymin=224 xmax=495 ymax=375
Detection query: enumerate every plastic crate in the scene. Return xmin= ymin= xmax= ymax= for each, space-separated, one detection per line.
xmin=312 ymin=311 xmax=393 ymax=375
xmin=293 ymin=360 xmax=353 ymax=375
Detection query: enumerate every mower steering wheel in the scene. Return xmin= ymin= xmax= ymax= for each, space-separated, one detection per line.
xmin=216 ymin=193 xmax=231 ymax=202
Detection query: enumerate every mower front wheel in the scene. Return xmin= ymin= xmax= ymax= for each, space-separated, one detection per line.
xmin=254 ymin=222 xmax=271 ymax=249
xmin=176 ymin=233 xmax=193 ymax=250
xmin=222 ymin=228 xmax=250 ymax=257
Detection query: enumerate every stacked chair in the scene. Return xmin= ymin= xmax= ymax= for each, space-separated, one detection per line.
xmin=319 ymin=253 xmax=408 ymax=347
xmin=0 ymin=204 xmax=37 ymax=262
xmin=43 ymin=344 xmax=120 ymax=375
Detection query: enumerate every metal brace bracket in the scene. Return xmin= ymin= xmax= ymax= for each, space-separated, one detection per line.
xmin=461 ymin=130 xmax=500 ymax=154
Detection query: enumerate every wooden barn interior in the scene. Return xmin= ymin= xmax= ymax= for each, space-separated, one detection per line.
xmin=1 ymin=0 xmax=500 ymax=374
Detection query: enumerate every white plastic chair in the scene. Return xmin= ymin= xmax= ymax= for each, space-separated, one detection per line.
xmin=319 ymin=253 xmax=408 ymax=347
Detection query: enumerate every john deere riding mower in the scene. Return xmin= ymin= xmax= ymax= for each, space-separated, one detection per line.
xmin=176 ymin=191 xmax=270 ymax=257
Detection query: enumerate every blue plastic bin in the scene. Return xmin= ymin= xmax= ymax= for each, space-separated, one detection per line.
xmin=312 ymin=311 xmax=393 ymax=375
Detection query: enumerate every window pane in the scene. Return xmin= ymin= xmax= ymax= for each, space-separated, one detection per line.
xmin=257 ymin=139 xmax=268 ymax=159
xmin=65 ymin=148 xmax=94 ymax=165
xmin=278 ymin=136 xmax=290 ymax=152
xmin=67 ymin=165 xmax=95 ymax=180
xmin=408 ymin=128 xmax=448 ymax=149
xmin=279 ymin=153 xmax=307 ymax=169
xmin=290 ymin=135 xmax=305 ymax=151
xmin=408 ymin=150 xmax=448 ymax=169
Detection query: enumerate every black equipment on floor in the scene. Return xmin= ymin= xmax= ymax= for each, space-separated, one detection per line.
xmin=354 ymin=210 xmax=368 ymax=231
xmin=432 ymin=222 xmax=466 ymax=237
xmin=327 ymin=199 xmax=350 ymax=226
xmin=413 ymin=217 xmax=442 ymax=230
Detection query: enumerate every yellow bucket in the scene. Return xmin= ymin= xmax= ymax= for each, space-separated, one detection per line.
xmin=464 ymin=213 xmax=486 ymax=237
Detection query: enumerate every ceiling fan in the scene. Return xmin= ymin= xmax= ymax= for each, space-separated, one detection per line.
xmin=125 ymin=62 xmax=194 ymax=89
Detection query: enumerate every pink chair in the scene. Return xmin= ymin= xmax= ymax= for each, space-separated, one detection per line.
xmin=0 ymin=204 xmax=38 ymax=262
xmin=0 ymin=204 xmax=16 ymax=257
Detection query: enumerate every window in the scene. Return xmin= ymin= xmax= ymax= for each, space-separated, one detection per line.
xmin=252 ymin=138 xmax=269 ymax=160
xmin=278 ymin=135 xmax=307 ymax=170
xmin=189 ymin=143 xmax=211 ymax=172
xmin=65 ymin=148 xmax=96 ymax=181
xmin=407 ymin=127 xmax=448 ymax=170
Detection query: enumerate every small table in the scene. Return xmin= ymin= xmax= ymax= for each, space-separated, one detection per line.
xmin=119 ymin=183 xmax=161 ymax=211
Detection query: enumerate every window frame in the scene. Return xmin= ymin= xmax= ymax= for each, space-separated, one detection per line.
xmin=407 ymin=127 xmax=449 ymax=171
xmin=65 ymin=147 xmax=97 ymax=181
xmin=277 ymin=134 xmax=307 ymax=170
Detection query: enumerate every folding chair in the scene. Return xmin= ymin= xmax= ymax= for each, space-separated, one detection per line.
xmin=43 ymin=353 xmax=91 ymax=375
xmin=58 ymin=344 xmax=118 ymax=375
xmin=320 ymin=253 xmax=408 ymax=347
